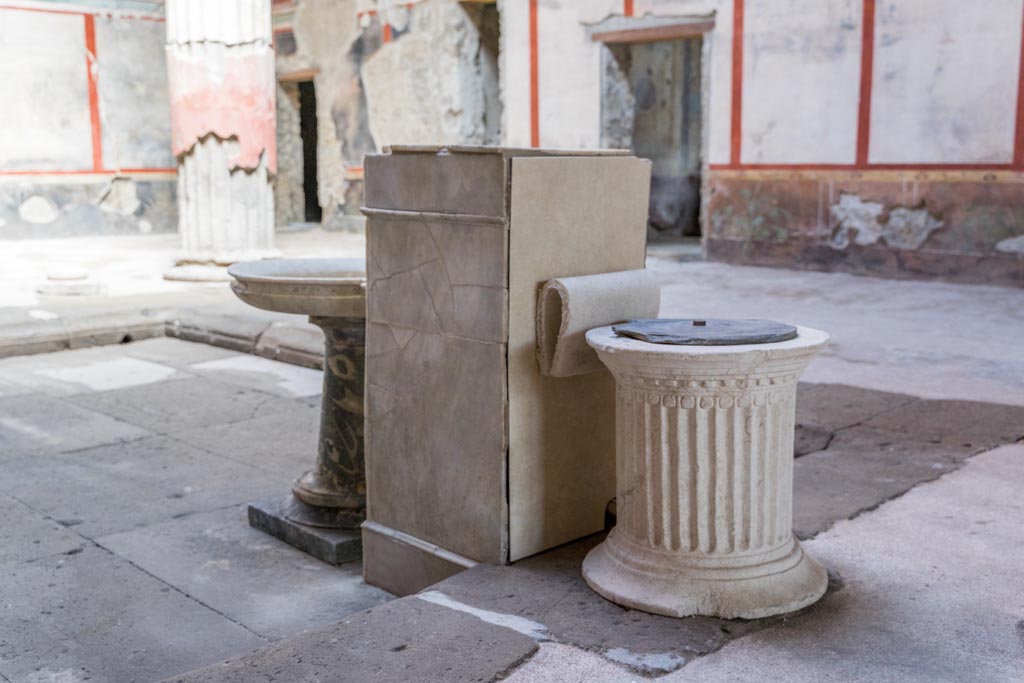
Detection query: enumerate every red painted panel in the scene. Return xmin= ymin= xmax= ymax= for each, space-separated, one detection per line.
xmin=856 ymin=0 xmax=876 ymax=166
xmin=730 ymin=0 xmax=744 ymax=165
xmin=166 ymin=49 xmax=277 ymax=172
xmin=84 ymin=14 xmax=103 ymax=172
xmin=529 ymin=0 xmax=539 ymax=148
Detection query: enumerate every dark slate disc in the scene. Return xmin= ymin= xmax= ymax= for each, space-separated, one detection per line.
xmin=613 ymin=318 xmax=798 ymax=346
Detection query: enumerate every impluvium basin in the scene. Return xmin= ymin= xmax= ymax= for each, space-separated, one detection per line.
xmin=228 ymin=258 xmax=367 ymax=534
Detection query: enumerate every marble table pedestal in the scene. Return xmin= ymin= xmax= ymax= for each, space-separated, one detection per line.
xmin=247 ymin=316 xmax=366 ymax=565
xmin=582 ymin=325 xmax=830 ymax=619
xmin=227 ymin=258 xmax=367 ymax=565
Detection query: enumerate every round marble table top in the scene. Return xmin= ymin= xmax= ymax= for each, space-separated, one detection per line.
xmin=613 ymin=318 xmax=797 ymax=346
xmin=228 ymin=257 xmax=366 ymax=318
xmin=587 ymin=324 xmax=829 ymax=361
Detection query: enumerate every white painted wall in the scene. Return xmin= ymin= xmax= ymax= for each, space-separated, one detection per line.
xmin=869 ymin=0 xmax=1023 ymax=164
xmin=97 ymin=16 xmax=174 ymax=169
xmin=0 ymin=11 xmax=93 ymax=171
xmin=501 ymin=0 xmax=1023 ymax=167
xmin=499 ymin=0 xmax=532 ymax=147
xmin=534 ymin=3 xmax=602 ymax=148
xmin=0 ymin=5 xmax=172 ymax=173
xmin=742 ymin=0 xmax=862 ymax=164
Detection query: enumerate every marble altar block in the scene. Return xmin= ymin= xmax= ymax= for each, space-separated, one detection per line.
xmin=362 ymin=146 xmax=651 ymax=595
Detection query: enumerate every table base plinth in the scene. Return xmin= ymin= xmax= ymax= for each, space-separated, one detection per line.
xmin=583 ymin=530 xmax=827 ymax=619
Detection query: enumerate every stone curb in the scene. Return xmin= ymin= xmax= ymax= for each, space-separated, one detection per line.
xmin=0 ymin=311 xmax=168 ymax=358
xmin=0 ymin=308 xmax=324 ymax=369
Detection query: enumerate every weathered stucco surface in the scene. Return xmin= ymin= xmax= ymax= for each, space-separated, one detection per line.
xmin=742 ymin=0 xmax=861 ymax=164
xmin=706 ymin=171 xmax=1024 ymax=286
xmin=362 ymin=0 xmax=500 ymax=148
xmin=0 ymin=178 xmax=176 ymax=238
xmin=869 ymin=0 xmax=1022 ymax=164
xmin=167 ymin=44 xmax=277 ymax=172
xmin=0 ymin=11 xmax=93 ymax=172
xmin=277 ymin=0 xmax=377 ymax=224
xmin=97 ymin=15 xmax=174 ymax=170
xmin=166 ymin=0 xmax=277 ymax=264
xmin=0 ymin=6 xmax=177 ymax=238
xmin=829 ymin=193 xmax=944 ymax=250
xmin=274 ymin=82 xmax=305 ymax=226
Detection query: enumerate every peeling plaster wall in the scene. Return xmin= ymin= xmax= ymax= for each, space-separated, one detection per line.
xmin=277 ymin=0 xmax=377 ymax=226
xmin=277 ymin=0 xmax=501 ymax=227
xmin=274 ymin=81 xmax=305 ymax=226
xmin=706 ymin=173 xmax=1024 ymax=286
xmin=0 ymin=3 xmax=176 ymax=238
xmin=362 ymin=0 xmax=501 ymax=147
xmin=0 ymin=178 xmax=176 ymax=238
xmin=0 ymin=10 xmax=93 ymax=171
xmin=166 ymin=0 xmax=277 ymax=262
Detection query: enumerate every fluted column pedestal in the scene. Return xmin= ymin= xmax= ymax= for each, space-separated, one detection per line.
xmin=583 ymin=325 xmax=829 ymax=619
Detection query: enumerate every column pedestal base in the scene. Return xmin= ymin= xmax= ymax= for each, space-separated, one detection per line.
xmin=583 ymin=530 xmax=827 ymax=620
xmin=247 ymin=494 xmax=362 ymax=566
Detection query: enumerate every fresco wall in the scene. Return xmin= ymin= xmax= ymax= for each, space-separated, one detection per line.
xmin=0 ymin=2 xmax=175 ymax=238
xmin=502 ymin=0 xmax=1024 ymax=285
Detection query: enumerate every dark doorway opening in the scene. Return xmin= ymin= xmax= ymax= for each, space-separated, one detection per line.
xmin=630 ymin=38 xmax=703 ymax=239
xmin=298 ymin=80 xmax=321 ymax=223
xmin=602 ymin=35 xmax=704 ymax=241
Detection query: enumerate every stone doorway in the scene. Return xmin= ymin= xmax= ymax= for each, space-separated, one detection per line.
xmin=274 ymin=78 xmax=322 ymax=228
xmin=298 ymin=80 xmax=322 ymax=223
xmin=630 ymin=38 xmax=703 ymax=239
xmin=598 ymin=19 xmax=711 ymax=242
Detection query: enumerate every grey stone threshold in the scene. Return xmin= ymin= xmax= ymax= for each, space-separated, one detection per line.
xmin=0 ymin=307 xmax=324 ymax=369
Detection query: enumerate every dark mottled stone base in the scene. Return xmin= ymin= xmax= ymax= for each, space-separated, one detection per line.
xmin=248 ymin=495 xmax=361 ymax=566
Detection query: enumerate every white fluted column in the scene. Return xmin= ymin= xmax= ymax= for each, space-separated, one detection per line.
xmin=165 ymin=0 xmax=279 ymax=277
xmin=583 ymin=325 xmax=829 ymax=619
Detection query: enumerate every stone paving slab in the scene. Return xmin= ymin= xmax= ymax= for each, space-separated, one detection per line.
xmin=161 ymin=598 xmax=539 ymax=683
xmin=0 ymin=375 xmax=31 ymax=398
xmin=0 ymin=544 xmax=266 ymax=683
xmin=860 ymin=398 xmax=1024 ymax=447
xmin=253 ymin=321 xmax=324 ymax=370
xmin=171 ymin=402 xmax=319 ymax=480
xmin=794 ymin=382 xmax=916 ymax=455
xmin=426 ymin=535 xmax=767 ymax=677
xmin=0 ymin=345 xmax=167 ymax=396
xmin=0 ymin=393 xmax=151 ymax=460
xmin=505 ymin=445 xmax=1024 ymax=682
xmin=505 ymin=642 xmax=643 ymax=683
xmin=797 ymin=383 xmax=917 ymax=433
xmin=653 ymin=444 xmax=1024 ymax=683
xmin=188 ymin=354 xmax=323 ymax=399
xmin=121 ymin=337 xmax=242 ymax=369
xmin=99 ymin=506 xmax=390 ymax=640
xmin=0 ymin=491 xmax=84 ymax=566
xmin=792 ymin=432 xmax=973 ymax=539
xmin=0 ymin=435 xmax=288 ymax=538
xmin=64 ymin=376 xmax=295 ymax=435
